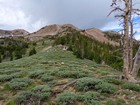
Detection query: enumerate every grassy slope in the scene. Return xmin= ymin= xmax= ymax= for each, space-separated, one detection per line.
xmin=0 ymin=47 xmax=140 ymax=105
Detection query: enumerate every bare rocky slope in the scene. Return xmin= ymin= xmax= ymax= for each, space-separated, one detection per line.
xmin=84 ymin=28 xmax=119 ymax=45
xmin=0 ymin=29 xmax=29 ymax=38
xmin=25 ymin=24 xmax=80 ymax=41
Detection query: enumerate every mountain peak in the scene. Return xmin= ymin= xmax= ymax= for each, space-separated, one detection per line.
xmin=26 ymin=24 xmax=80 ymax=41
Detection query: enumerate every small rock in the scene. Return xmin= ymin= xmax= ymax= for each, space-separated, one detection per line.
xmin=122 ymin=94 xmax=126 ymax=98
xmin=129 ymin=90 xmax=133 ymax=93
xmin=131 ymin=96 xmax=136 ymax=100
xmin=61 ymin=62 xmax=64 ymax=65
xmin=0 ymin=86 xmax=4 ymax=90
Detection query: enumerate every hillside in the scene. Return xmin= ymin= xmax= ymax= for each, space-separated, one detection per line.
xmin=0 ymin=46 xmax=140 ymax=105
xmin=0 ymin=24 xmax=140 ymax=105
xmin=84 ymin=28 xmax=119 ymax=45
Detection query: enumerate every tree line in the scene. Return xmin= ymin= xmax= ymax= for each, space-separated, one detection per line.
xmin=0 ymin=38 xmax=36 ymax=63
xmin=54 ymin=31 xmax=137 ymax=70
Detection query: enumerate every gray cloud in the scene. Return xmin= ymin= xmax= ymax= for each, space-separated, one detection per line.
xmin=20 ymin=0 xmax=114 ymax=29
xmin=0 ymin=0 xmax=140 ymax=32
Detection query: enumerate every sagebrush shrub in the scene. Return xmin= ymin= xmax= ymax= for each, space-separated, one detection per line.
xmin=75 ymin=77 xmax=117 ymax=94
xmin=32 ymin=85 xmax=53 ymax=101
xmin=5 ymin=78 xmax=32 ymax=90
xmin=0 ymin=69 xmax=21 ymax=75
xmin=55 ymin=92 xmax=77 ymax=105
xmin=29 ymin=70 xmax=46 ymax=79
xmin=14 ymin=85 xmax=53 ymax=105
xmin=122 ymin=82 xmax=140 ymax=92
xmin=77 ymin=91 xmax=104 ymax=105
xmin=75 ymin=77 xmax=102 ymax=91
xmin=104 ymin=78 xmax=124 ymax=85
xmin=56 ymin=70 xmax=89 ymax=78
xmin=95 ymin=82 xmax=117 ymax=94
xmin=41 ymin=74 xmax=55 ymax=82
xmin=106 ymin=99 xmax=126 ymax=105
xmin=0 ymin=71 xmax=24 ymax=82
xmin=14 ymin=91 xmax=36 ymax=105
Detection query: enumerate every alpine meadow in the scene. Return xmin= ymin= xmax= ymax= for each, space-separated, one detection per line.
xmin=0 ymin=0 xmax=140 ymax=105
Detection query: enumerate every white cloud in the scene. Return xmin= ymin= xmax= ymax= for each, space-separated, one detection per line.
xmin=0 ymin=7 xmax=29 ymax=27
xmin=0 ymin=0 xmax=48 ymax=32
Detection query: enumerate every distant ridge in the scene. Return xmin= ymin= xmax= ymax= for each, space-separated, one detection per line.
xmin=0 ymin=24 xmax=121 ymax=45
xmin=0 ymin=29 xmax=29 ymax=38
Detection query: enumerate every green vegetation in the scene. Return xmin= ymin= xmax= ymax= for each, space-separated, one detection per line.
xmin=95 ymin=82 xmax=117 ymax=94
xmin=104 ymin=32 xmax=121 ymax=42
xmin=54 ymin=31 xmax=122 ymax=70
xmin=14 ymin=91 xmax=36 ymax=105
xmin=77 ymin=91 xmax=104 ymax=105
xmin=41 ymin=74 xmax=55 ymax=82
xmin=106 ymin=99 xmax=126 ymax=105
xmin=0 ymin=71 xmax=24 ymax=82
xmin=14 ymin=85 xmax=53 ymax=105
xmin=75 ymin=77 xmax=117 ymax=94
xmin=31 ymin=85 xmax=53 ymax=101
xmin=55 ymin=70 xmax=91 ymax=79
xmin=104 ymin=78 xmax=124 ymax=85
xmin=55 ymin=31 xmax=139 ymax=70
xmin=75 ymin=77 xmax=101 ymax=91
xmin=0 ymin=40 xmax=140 ymax=105
xmin=122 ymin=82 xmax=140 ymax=92
xmin=29 ymin=70 xmax=46 ymax=79
xmin=5 ymin=78 xmax=32 ymax=90
xmin=0 ymin=38 xmax=29 ymax=62
xmin=55 ymin=92 xmax=77 ymax=105
xmin=29 ymin=47 xmax=37 ymax=56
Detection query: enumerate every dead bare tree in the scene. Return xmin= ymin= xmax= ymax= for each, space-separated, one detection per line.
xmin=109 ymin=0 xmax=140 ymax=83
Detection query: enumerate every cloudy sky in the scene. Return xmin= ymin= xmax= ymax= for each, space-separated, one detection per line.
xmin=0 ymin=0 xmax=140 ymax=39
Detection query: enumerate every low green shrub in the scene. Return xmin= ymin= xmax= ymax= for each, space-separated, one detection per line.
xmin=11 ymin=71 xmax=25 ymax=78
xmin=14 ymin=91 xmax=36 ymax=105
xmin=122 ymin=82 xmax=140 ymax=92
xmin=106 ymin=99 xmax=126 ymax=105
xmin=56 ymin=70 xmax=89 ymax=78
xmin=41 ymin=74 xmax=55 ymax=82
xmin=55 ymin=92 xmax=77 ymax=105
xmin=5 ymin=78 xmax=32 ymax=90
xmin=0 ymin=74 xmax=14 ymax=82
xmin=31 ymin=85 xmax=53 ymax=101
xmin=75 ymin=77 xmax=102 ymax=91
xmin=14 ymin=85 xmax=53 ymax=105
xmin=104 ymin=78 xmax=124 ymax=85
xmin=75 ymin=77 xmax=117 ymax=94
xmin=95 ymin=82 xmax=117 ymax=94
xmin=29 ymin=70 xmax=46 ymax=79
xmin=0 ymin=69 xmax=21 ymax=75
xmin=77 ymin=91 xmax=104 ymax=105
xmin=0 ymin=72 xmax=24 ymax=82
